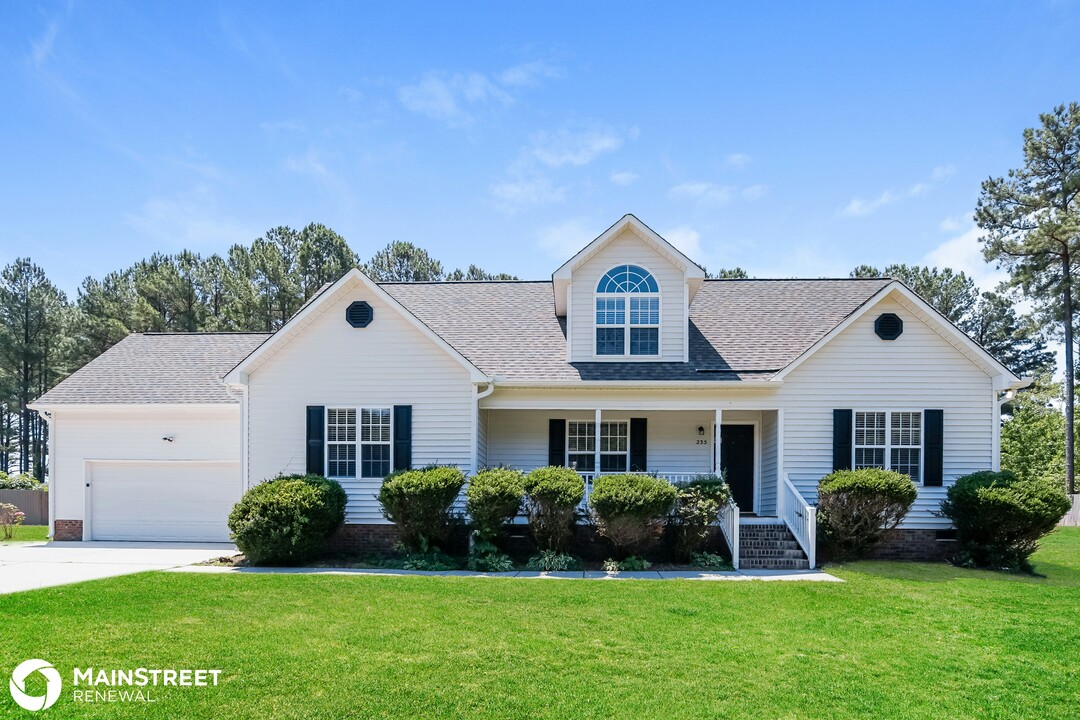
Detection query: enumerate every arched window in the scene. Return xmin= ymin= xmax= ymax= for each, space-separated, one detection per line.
xmin=595 ymin=265 xmax=660 ymax=356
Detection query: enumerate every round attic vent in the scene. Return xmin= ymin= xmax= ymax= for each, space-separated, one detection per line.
xmin=346 ymin=301 xmax=373 ymax=328
xmin=874 ymin=313 xmax=903 ymax=340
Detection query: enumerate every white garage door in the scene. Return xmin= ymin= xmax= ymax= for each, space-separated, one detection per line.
xmin=89 ymin=461 xmax=240 ymax=542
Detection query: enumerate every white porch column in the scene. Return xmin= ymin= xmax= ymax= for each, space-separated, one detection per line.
xmin=713 ymin=408 xmax=722 ymax=475
xmin=594 ymin=408 xmax=602 ymax=474
xmin=776 ymin=408 xmax=785 ymax=481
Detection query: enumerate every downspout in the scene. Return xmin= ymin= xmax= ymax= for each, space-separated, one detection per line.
xmin=472 ymin=379 xmax=497 ymax=473
xmin=35 ymin=409 xmax=56 ymax=540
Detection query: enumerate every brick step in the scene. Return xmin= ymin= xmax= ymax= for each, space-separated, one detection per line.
xmin=740 ymin=549 xmax=808 ymax=559
xmin=739 ymin=539 xmax=801 ymax=550
xmin=740 ymin=558 xmax=810 ymax=570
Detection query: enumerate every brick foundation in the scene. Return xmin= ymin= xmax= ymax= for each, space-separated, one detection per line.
xmin=327 ymin=524 xmax=401 ymax=555
xmin=53 ymin=519 xmax=83 ymax=541
xmin=864 ymin=529 xmax=956 ymax=561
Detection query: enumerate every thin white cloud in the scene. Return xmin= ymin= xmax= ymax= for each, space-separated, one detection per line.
xmin=284 ymin=149 xmax=331 ymax=178
xmin=610 ymin=171 xmax=639 ymax=186
xmin=662 ymin=226 xmax=702 ymax=259
xmin=531 ymin=127 xmax=626 ymax=167
xmin=124 ymin=186 xmax=255 ymax=251
xmin=923 ymin=224 xmax=1006 ymax=291
xmin=669 ymin=181 xmax=736 ymax=204
xmin=726 ymin=153 xmax=752 ymax=170
xmin=537 ymin=219 xmax=593 ymax=258
xmin=741 ymin=184 xmax=768 ymax=201
xmin=398 ymin=71 xmax=511 ymax=126
xmin=490 ymin=176 xmax=565 ymax=213
xmin=841 ymin=165 xmax=957 ymax=218
xmin=30 ymin=19 xmax=60 ymax=68
xmin=498 ymin=61 xmax=563 ymax=87
xmin=938 ymin=214 xmax=969 ymax=233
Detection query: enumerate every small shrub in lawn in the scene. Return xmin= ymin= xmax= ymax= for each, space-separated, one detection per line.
xmin=378 ymin=466 xmax=466 ymax=552
xmin=466 ymin=468 xmax=525 ymax=546
xmin=228 ymin=474 xmax=346 ymax=565
xmin=669 ymin=474 xmax=731 ymax=560
xmin=523 ymin=466 xmax=585 ymax=552
xmin=466 ymin=551 xmax=515 ymax=573
xmin=691 ymin=551 xmax=732 ymax=570
xmin=526 ymin=550 xmax=581 ymax=572
xmin=941 ymin=470 xmax=1071 ymax=572
xmin=589 ymin=473 xmax=677 ymax=558
xmin=401 ymin=549 xmax=460 ymax=571
xmin=0 ymin=472 xmax=43 ymax=491
xmin=0 ymin=503 xmax=26 ymax=540
xmin=817 ymin=468 xmax=917 ymax=560
xmin=603 ymin=556 xmax=652 ymax=573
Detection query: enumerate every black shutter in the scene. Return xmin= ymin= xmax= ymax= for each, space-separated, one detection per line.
xmin=393 ymin=405 xmax=412 ymax=471
xmin=924 ymin=409 xmax=944 ymax=486
xmin=629 ymin=418 xmax=648 ymax=472
xmin=548 ymin=419 xmax=566 ymax=467
xmin=833 ymin=409 xmax=853 ymax=472
xmin=306 ymin=406 xmax=325 ymax=475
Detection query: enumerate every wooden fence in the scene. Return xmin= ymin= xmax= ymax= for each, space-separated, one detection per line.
xmin=0 ymin=489 xmax=48 ymax=525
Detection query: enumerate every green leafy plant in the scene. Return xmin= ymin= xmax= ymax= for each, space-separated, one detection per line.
xmin=690 ymin=551 xmax=732 ymax=570
xmin=0 ymin=472 xmax=45 ymax=491
xmin=377 ymin=466 xmax=466 ymax=552
xmin=526 ymin=550 xmax=581 ymax=572
xmin=603 ymin=556 xmax=652 ymax=573
xmin=466 ymin=551 xmax=515 ymax=572
xmin=401 ymin=549 xmax=460 ymax=571
xmin=669 ymin=474 xmax=730 ymax=560
xmin=941 ymin=470 xmax=1071 ymax=572
xmin=466 ymin=468 xmax=525 ymax=546
xmin=817 ymin=468 xmax=918 ymax=560
xmin=227 ymin=474 xmax=347 ymax=565
xmin=523 ymin=467 xmax=585 ymax=552
xmin=589 ymin=473 xmax=677 ymax=558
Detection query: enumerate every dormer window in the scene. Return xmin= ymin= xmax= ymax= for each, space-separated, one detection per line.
xmin=595 ymin=265 xmax=660 ymax=356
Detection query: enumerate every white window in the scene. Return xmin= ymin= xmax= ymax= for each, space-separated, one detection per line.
xmin=595 ymin=265 xmax=659 ymax=356
xmin=853 ymin=411 xmax=922 ymax=483
xmin=327 ymin=407 xmax=392 ymax=479
xmin=566 ymin=421 xmax=629 ymax=473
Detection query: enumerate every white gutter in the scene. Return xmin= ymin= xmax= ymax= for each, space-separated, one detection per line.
xmin=471 ymin=379 xmax=497 ymax=473
xmin=483 ymin=379 xmax=780 ymax=390
xmin=39 ymin=409 xmax=55 ymax=541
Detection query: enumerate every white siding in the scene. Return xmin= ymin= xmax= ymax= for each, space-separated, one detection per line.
xmin=775 ymin=297 xmax=995 ymax=529
xmin=568 ymin=228 xmax=686 ymax=362
xmin=246 ymin=282 xmax=475 ymax=524
xmin=49 ymin=406 xmax=242 ymax=529
xmin=486 ymin=409 xmax=714 ymax=474
xmin=760 ymin=410 xmax=778 ymax=516
xmin=477 ymin=408 xmax=488 ymax=468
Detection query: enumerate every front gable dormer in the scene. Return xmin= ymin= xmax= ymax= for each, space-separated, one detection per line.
xmin=552 ymin=215 xmax=706 ymax=363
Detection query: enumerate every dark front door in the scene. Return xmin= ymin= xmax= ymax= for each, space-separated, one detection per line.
xmin=721 ymin=425 xmax=755 ymax=513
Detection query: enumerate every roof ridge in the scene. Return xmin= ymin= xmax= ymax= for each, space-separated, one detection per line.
xmin=136 ymin=331 xmax=273 ymax=336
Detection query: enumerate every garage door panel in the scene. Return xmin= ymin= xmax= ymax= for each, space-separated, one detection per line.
xmin=90 ymin=462 xmax=239 ymax=542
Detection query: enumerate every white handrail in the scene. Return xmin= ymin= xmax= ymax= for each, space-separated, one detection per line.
xmin=718 ymin=496 xmax=740 ymax=570
xmin=780 ymin=473 xmax=816 ymax=568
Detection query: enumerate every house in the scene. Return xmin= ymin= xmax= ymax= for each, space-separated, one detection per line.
xmin=30 ymin=215 xmax=1028 ymax=567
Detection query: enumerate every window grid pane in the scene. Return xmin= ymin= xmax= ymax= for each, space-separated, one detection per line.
xmin=629 ymin=327 xmax=658 ymax=356
xmin=891 ymin=448 xmax=921 ymax=480
xmin=891 ymin=412 xmax=921 ymax=447
xmin=595 ymin=297 xmax=625 ymax=325
xmin=599 ymin=422 xmax=628 ymax=452
xmin=596 ymin=327 xmax=625 ymax=355
xmin=629 ymin=297 xmax=659 ymax=325
xmin=361 ymin=444 xmax=390 ymax=479
xmin=568 ymin=422 xmax=595 ymax=453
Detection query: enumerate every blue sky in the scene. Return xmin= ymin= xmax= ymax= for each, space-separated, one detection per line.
xmin=2 ymin=1 xmax=1079 ymax=296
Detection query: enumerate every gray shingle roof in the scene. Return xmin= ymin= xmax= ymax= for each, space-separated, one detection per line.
xmin=35 ymin=278 xmax=892 ymax=404
xmin=383 ymin=278 xmax=892 ymax=382
xmin=35 ymin=333 xmax=269 ymax=405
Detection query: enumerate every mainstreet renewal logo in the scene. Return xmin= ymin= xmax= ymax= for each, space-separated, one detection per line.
xmin=9 ymin=660 xmax=61 ymax=712
xmin=9 ymin=659 xmax=222 ymax=711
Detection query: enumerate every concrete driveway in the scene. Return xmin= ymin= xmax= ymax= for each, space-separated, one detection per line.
xmin=0 ymin=541 xmax=235 ymax=595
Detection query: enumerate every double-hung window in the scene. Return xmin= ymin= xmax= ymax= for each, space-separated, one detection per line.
xmin=326 ymin=407 xmax=392 ymax=479
xmin=595 ymin=265 xmax=660 ymax=356
xmin=854 ymin=411 xmax=922 ymax=483
xmin=566 ymin=421 xmax=629 ymax=472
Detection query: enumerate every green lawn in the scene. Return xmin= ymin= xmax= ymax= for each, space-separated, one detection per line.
xmin=3 ymin=530 xmax=1079 ymax=719
xmin=1 ymin=524 xmax=47 ymax=542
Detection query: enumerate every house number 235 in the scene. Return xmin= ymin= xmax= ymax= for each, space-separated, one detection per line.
xmin=696 ymin=439 xmax=708 ymax=445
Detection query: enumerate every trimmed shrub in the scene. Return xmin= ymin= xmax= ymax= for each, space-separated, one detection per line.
xmin=523 ymin=466 xmax=585 ymax=552
xmin=940 ymin=470 xmax=1070 ymax=572
xmin=377 ymin=466 xmax=466 ymax=552
xmin=466 ymin=468 xmax=525 ymax=546
xmin=228 ymin=474 xmax=346 ymax=565
xmin=669 ymin=474 xmax=731 ymax=560
xmin=589 ymin=473 xmax=677 ymax=558
xmin=817 ymin=469 xmax=917 ymax=560
xmin=0 ymin=472 xmax=44 ymax=491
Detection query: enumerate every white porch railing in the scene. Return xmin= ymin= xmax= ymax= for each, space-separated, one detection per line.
xmin=717 ymin=496 xmax=740 ymax=570
xmin=779 ymin=473 xmax=817 ymax=569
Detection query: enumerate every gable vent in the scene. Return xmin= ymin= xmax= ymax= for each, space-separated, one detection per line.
xmin=346 ymin=301 xmax=374 ymax=328
xmin=874 ymin=313 xmax=903 ymax=340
